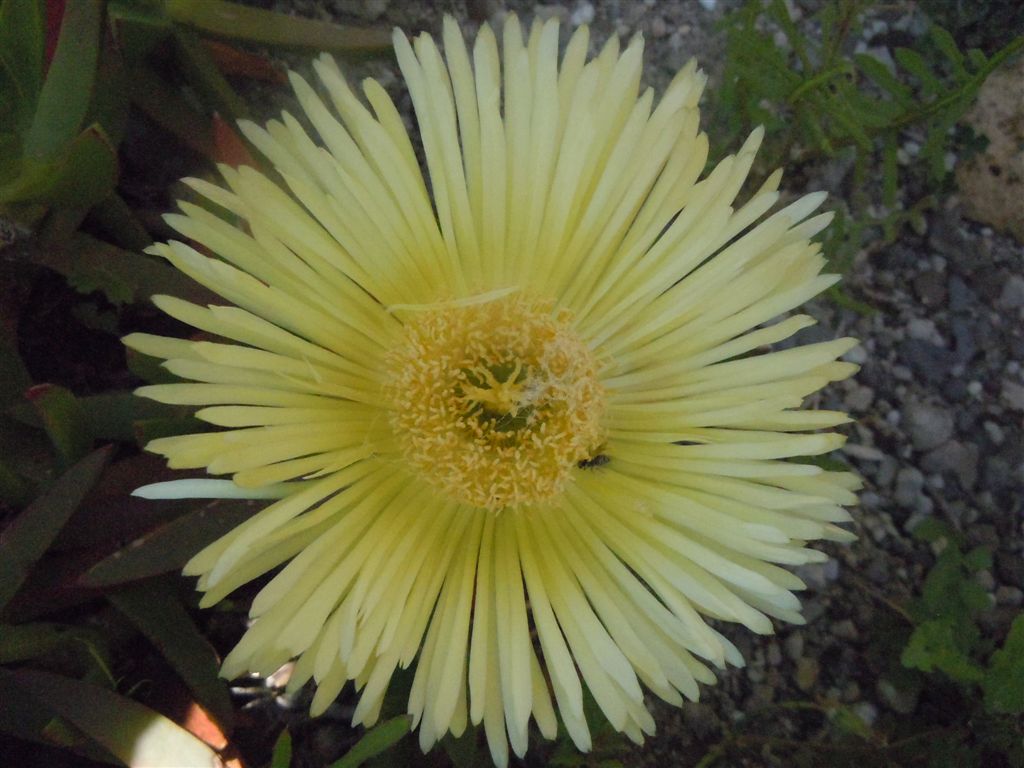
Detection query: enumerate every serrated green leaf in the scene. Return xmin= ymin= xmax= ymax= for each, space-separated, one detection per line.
xmin=0 ymin=446 xmax=111 ymax=613
xmin=854 ymin=53 xmax=913 ymax=105
xmin=901 ymin=620 xmax=985 ymax=683
xmin=0 ymin=0 xmax=44 ymax=133
xmin=929 ymin=25 xmax=968 ymax=79
xmin=329 ymin=715 xmax=412 ymax=768
xmin=966 ymin=48 xmax=988 ymax=70
xmin=964 ymin=546 xmax=993 ymax=572
xmin=882 ymin=131 xmax=898 ymax=207
xmin=911 ymin=517 xmax=952 ymax=543
xmin=79 ymin=501 xmax=255 ymax=588
xmin=829 ymin=704 xmax=873 ymax=740
xmin=894 ymin=47 xmax=944 ymax=94
xmin=1 ymin=668 xmax=221 ymax=767
xmin=959 ymin=580 xmax=992 ymax=612
xmin=983 ymin=614 xmax=1024 ymax=714
xmin=23 ymin=0 xmax=102 ymax=160
xmin=26 ymin=384 xmax=93 ymax=466
xmin=166 ymin=0 xmax=392 ymax=55
xmin=108 ymin=579 xmax=234 ymax=729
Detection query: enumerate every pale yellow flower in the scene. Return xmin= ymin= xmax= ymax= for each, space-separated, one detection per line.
xmin=127 ymin=15 xmax=859 ymax=766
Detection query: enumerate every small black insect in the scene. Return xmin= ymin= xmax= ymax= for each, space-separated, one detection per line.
xmin=577 ymin=453 xmax=610 ymax=469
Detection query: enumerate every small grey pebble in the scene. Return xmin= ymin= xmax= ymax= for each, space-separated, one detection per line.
xmin=996 ymin=275 xmax=1024 ymax=310
xmin=983 ymin=421 xmax=1005 ymax=445
xmin=853 ymin=701 xmax=878 ymax=727
xmin=903 ymin=399 xmax=955 ymax=451
xmin=894 ymin=467 xmax=925 ymax=508
xmin=974 ymin=569 xmax=996 ymax=591
xmin=832 ymin=619 xmax=859 ymax=640
xmin=877 ymin=679 xmax=919 ymax=714
xmin=795 ymin=657 xmax=820 ymax=692
xmin=1001 ymin=380 xmax=1024 ymax=411
xmin=784 ymin=632 xmax=805 ymax=662
xmin=921 ymin=440 xmax=980 ymax=490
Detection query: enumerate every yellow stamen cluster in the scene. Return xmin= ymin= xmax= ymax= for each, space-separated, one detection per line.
xmin=385 ymin=294 xmax=606 ymax=511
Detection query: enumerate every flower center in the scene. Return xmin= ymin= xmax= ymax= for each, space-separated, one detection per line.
xmin=385 ymin=294 xmax=606 ymax=511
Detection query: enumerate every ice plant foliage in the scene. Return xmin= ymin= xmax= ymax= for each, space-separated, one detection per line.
xmin=126 ymin=14 xmax=860 ymax=766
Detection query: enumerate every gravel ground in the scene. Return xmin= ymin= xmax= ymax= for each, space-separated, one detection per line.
xmin=237 ymin=1 xmax=1024 ymax=765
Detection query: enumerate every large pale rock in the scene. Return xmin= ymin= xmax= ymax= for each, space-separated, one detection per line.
xmin=955 ymin=55 xmax=1024 ymax=242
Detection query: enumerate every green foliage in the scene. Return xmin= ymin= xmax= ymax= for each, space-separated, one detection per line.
xmin=710 ymin=0 xmax=1024 ymax=269
xmin=695 ymin=517 xmax=1023 ymax=767
xmin=983 ymin=614 xmax=1024 ymax=715
xmin=328 ymin=715 xmax=414 ymax=768
xmin=900 ymin=520 xmax=992 ymax=683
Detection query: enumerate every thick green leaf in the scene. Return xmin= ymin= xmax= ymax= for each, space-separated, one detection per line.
xmin=31 ymin=231 xmax=214 ymax=306
xmin=126 ymin=347 xmax=181 ymax=385
xmin=26 ymin=384 xmax=93 ymax=466
xmin=270 ymin=729 xmax=293 ymax=768
xmin=0 ymin=446 xmax=111 ymax=613
xmin=108 ymin=0 xmax=173 ymax=66
xmin=0 ymin=459 xmax=33 ymax=507
xmin=983 ymin=614 xmax=1024 ymax=714
xmin=80 ymin=500 xmax=255 ymax=587
xmin=23 ymin=0 xmax=102 ymax=160
xmin=166 ymin=0 xmax=392 ymax=55
xmin=89 ymin=193 xmax=153 ymax=251
xmin=0 ymin=130 xmax=22 ymax=181
xmin=126 ymin=64 xmax=216 ymax=158
xmin=0 ymin=330 xmax=32 ymax=410
xmin=329 ymin=715 xmax=413 ymax=768
xmin=0 ymin=621 xmax=70 ymax=663
xmin=0 ymin=669 xmax=118 ymax=763
xmin=0 ymin=0 xmax=44 ymax=133
xmin=133 ymin=415 xmax=209 ymax=446
xmin=2 ymin=668 xmax=221 ymax=767
xmin=84 ymin=42 xmax=131 ymax=150
xmin=174 ymin=27 xmax=250 ymax=122
xmin=0 ymin=123 xmax=117 ymax=208
xmin=77 ymin=391 xmax=192 ymax=443
xmin=108 ymin=579 xmax=233 ymax=729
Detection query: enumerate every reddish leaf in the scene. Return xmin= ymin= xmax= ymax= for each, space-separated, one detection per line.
xmin=212 ymin=113 xmax=255 ymax=169
xmin=204 ymin=39 xmax=285 ymax=83
xmin=44 ymin=0 xmax=66 ymax=68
